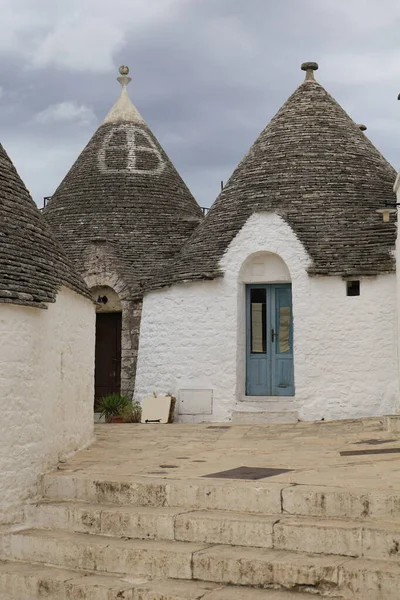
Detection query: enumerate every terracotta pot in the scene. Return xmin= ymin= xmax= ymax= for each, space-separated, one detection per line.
xmin=109 ymin=415 xmax=124 ymax=423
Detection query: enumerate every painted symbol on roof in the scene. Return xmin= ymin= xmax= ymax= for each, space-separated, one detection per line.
xmin=98 ymin=124 xmax=165 ymax=175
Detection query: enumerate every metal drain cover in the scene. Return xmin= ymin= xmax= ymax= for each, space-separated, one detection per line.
xmin=354 ymin=439 xmax=396 ymax=445
xmin=207 ymin=426 xmax=231 ymax=430
xmin=341 ymin=448 xmax=400 ymax=457
xmin=203 ymin=466 xmax=293 ymax=480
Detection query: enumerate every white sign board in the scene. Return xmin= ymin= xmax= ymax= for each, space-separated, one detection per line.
xmin=141 ymin=395 xmax=171 ymax=424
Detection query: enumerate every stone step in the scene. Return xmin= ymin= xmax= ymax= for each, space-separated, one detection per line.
xmin=41 ymin=473 xmax=400 ymax=522
xmin=0 ymin=560 xmax=141 ymax=600
xmin=0 ymin=561 xmax=325 ymax=600
xmin=25 ymin=501 xmax=278 ymax=548
xmin=41 ymin=474 xmax=284 ymax=514
xmin=0 ymin=528 xmax=398 ymax=598
xmin=25 ymin=500 xmax=400 ymax=560
xmin=231 ymin=411 xmax=299 ymax=425
xmin=0 ymin=529 xmax=206 ymax=580
xmin=274 ymin=515 xmax=400 ymax=561
xmin=238 ymin=399 xmax=299 ymax=410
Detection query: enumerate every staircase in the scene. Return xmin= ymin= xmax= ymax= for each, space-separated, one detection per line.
xmin=232 ymin=398 xmax=299 ymax=424
xmin=2 ymin=470 xmax=400 ymax=598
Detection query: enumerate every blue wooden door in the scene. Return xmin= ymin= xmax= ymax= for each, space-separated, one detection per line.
xmin=246 ymin=284 xmax=294 ymax=396
xmin=246 ymin=286 xmax=269 ymax=396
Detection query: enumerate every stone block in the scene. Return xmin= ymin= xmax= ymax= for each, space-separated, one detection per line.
xmin=166 ymin=480 xmax=283 ymax=514
xmin=384 ymin=415 xmax=400 ymax=433
xmin=100 ymin=505 xmax=177 ymax=540
xmin=338 ymin=558 xmax=400 ymax=600
xmin=131 ymin=579 xmax=218 ymax=600
xmin=0 ymin=561 xmax=73 ymax=600
xmin=282 ymin=485 xmax=371 ymax=520
xmin=3 ymin=529 xmax=207 ymax=579
xmin=175 ymin=510 xmax=275 ymax=548
xmin=42 ymin=475 xmax=168 ymax=507
xmin=232 ymin=411 xmax=298 ymax=425
xmin=192 ymin=545 xmax=341 ymax=589
xmin=274 ymin=517 xmax=362 ymax=557
xmin=282 ymin=484 xmax=400 ymax=522
xmin=362 ymin=522 xmax=400 ymax=560
xmin=25 ymin=502 xmax=102 ymax=534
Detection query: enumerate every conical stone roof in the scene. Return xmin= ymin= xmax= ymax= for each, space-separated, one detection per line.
xmin=150 ymin=63 xmax=397 ymax=290
xmin=0 ymin=144 xmax=90 ymax=308
xmin=43 ymin=66 xmax=203 ymax=294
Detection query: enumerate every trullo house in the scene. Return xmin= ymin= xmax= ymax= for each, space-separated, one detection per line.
xmin=0 ymin=143 xmax=95 ymax=524
xmin=44 ymin=62 xmax=399 ymax=424
xmin=43 ymin=66 xmax=203 ymax=407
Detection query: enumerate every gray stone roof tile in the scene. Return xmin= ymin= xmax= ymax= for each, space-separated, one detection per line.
xmin=43 ymin=74 xmax=203 ymax=294
xmin=0 ymin=144 xmax=91 ymax=308
xmin=149 ymin=72 xmax=397 ymax=290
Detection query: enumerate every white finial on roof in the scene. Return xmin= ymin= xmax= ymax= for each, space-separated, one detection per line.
xmin=117 ymin=65 xmax=131 ymax=87
xmin=102 ymin=65 xmax=145 ymax=125
xmin=301 ymin=62 xmax=319 ymax=82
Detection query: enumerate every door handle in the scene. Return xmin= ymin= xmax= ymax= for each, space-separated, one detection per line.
xmin=271 ymin=329 xmax=275 ymax=343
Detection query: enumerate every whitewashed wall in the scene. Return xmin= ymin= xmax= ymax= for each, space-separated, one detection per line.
xmin=135 ymin=212 xmax=399 ymax=422
xmin=0 ymin=287 xmax=95 ymax=524
xmin=395 ymin=175 xmax=400 ymax=382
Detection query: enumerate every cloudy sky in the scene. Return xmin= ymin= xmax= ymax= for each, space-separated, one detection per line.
xmin=0 ymin=0 xmax=400 ymax=208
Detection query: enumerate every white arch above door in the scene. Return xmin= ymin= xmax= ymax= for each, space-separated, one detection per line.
xmin=240 ymin=251 xmax=291 ymax=284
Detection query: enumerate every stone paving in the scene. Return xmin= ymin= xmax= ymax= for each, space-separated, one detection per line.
xmin=58 ymin=417 xmax=400 ymax=491
xmin=3 ymin=417 xmax=400 ymax=599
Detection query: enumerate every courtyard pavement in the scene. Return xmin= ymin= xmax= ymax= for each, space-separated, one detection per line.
xmin=57 ymin=417 xmax=400 ymax=492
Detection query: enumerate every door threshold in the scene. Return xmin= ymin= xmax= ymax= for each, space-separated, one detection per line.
xmin=241 ymin=396 xmax=295 ymax=403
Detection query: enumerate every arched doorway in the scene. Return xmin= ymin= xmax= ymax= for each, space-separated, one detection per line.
xmin=91 ymin=286 xmax=122 ymax=409
xmin=240 ymin=252 xmax=294 ymax=397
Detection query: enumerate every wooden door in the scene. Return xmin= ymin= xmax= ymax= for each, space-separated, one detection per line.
xmin=94 ymin=312 xmax=122 ymax=409
xmin=246 ymin=284 xmax=294 ymax=396
xmin=271 ymin=284 xmax=294 ymax=396
xmin=246 ymin=286 xmax=269 ymax=396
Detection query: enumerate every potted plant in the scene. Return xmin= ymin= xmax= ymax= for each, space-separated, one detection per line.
xmin=97 ymin=394 xmax=130 ymax=423
xmin=118 ymin=400 xmax=142 ymax=423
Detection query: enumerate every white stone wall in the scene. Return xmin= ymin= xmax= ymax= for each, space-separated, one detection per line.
xmin=135 ymin=212 xmax=399 ymax=422
xmin=395 ymin=174 xmax=400 ymax=382
xmin=0 ymin=287 xmax=95 ymax=524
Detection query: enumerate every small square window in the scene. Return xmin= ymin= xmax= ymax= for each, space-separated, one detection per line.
xmin=347 ymin=280 xmax=360 ymax=296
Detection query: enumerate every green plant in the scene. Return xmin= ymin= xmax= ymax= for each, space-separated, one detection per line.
xmin=97 ymin=394 xmax=130 ymax=423
xmin=118 ymin=401 xmax=142 ymax=423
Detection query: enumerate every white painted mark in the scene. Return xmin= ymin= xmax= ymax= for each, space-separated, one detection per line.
xmin=98 ymin=124 xmax=165 ymax=175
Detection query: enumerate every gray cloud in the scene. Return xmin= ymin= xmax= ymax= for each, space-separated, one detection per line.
xmin=0 ymin=0 xmax=399 ymax=208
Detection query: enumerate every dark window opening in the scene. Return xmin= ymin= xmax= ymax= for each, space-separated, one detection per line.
xmin=347 ymin=280 xmax=360 ymax=297
xmin=250 ymin=288 xmax=266 ymax=353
